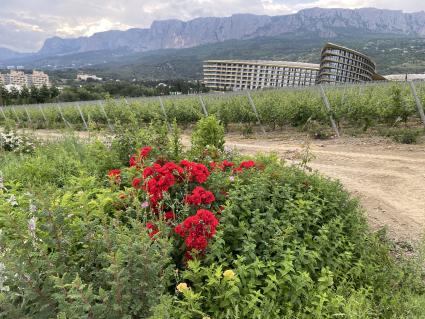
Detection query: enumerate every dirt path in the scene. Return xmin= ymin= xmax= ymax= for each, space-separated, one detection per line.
xmin=221 ymin=133 xmax=425 ymax=242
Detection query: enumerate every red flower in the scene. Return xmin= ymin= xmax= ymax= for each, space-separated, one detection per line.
xmin=146 ymin=222 xmax=159 ymax=239
xmin=221 ymin=160 xmax=234 ymax=170
xmin=239 ymin=160 xmax=255 ymax=169
xmin=108 ymin=169 xmax=121 ymax=177
xmin=132 ymin=177 xmax=142 ymax=189
xmin=234 ymin=160 xmax=256 ymax=172
xmin=140 ymin=146 xmax=152 ymax=158
xmin=180 ymin=160 xmax=210 ymax=183
xmin=164 ymin=211 xmax=176 ymax=220
xmin=129 ymin=155 xmax=137 ymax=167
xmin=174 ymin=209 xmax=219 ymax=253
xmin=185 ymin=186 xmax=215 ymax=206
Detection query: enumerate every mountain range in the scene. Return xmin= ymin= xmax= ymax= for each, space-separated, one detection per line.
xmin=1 ymin=7 xmax=425 ymax=79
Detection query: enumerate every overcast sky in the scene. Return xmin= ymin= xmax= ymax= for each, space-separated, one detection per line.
xmin=1 ymin=0 xmax=424 ymax=52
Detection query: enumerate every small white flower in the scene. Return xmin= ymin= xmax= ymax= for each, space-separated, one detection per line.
xmin=229 ymin=176 xmax=235 ymax=182
xmin=28 ymin=217 xmax=37 ymax=237
xmin=141 ymin=201 xmax=149 ymax=208
xmin=6 ymin=195 xmax=18 ymax=206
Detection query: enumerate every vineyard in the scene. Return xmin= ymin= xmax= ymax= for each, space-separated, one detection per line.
xmin=1 ymin=81 xmax=425 ymax=134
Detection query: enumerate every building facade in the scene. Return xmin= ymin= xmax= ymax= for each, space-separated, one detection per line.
xmin=0 ymin=70 xmax=50 ymax=89
xmin=203 ymin=60 xmax=320 ymax=90
xmin=317 ymin=43 xmax=385 ymax=84
xmin=203 ymin=43 xmax=384 ymax=90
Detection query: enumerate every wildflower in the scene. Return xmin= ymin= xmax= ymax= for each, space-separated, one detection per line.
xmin=29 ymin=202 xmax=37 ymax=213
xmin=229 ymin=176 xmax=235 ymax=182
xmin=141 ymin=201 xmax=149 ymax=208
xmin=223 ymin=269 xmax=236 ymax=280
xmin=28 ymin=217 xmax=37 ymax=237
xmin=6 ymin=195 xmax=18 ymax=206
xmin=176 ymin=282 xmax=189 ymax=293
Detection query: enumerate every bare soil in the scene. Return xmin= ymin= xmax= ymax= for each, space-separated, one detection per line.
xmin=218 ymin=132 xmax=425 ymax=242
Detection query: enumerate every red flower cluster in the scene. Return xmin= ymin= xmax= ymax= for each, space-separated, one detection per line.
xmin=180 ymin=160 xmax=210 ymax=183
xmin=108 ymin=169 xmax=121 ymax=177
xmin=185 ymin=186 xmax=215 ymax=206
xmin=234 ymin=160 xmax=256 ymax=172
xmin=175 ymin=209 xmax=219 ymax=252
xmin=143 ymin=162 xmax=184 ymax=207
xmin=146 ymin=222 xmax=159 ymax=239
xmin=209 ymin=160 xmax=235 ymax=171
xmin=129 ymin=146 xmax=153 ymax=167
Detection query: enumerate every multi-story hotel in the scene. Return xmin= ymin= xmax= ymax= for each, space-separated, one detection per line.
xmin=317 ymin=43 xmax=385 ymax=84
xmin=203 ymin=60 xmax=320 ymax=90
xmin=203 ymin=43 xmax=384 ymax=90
xmin=0 ymin=70 xmax=50 ymax=89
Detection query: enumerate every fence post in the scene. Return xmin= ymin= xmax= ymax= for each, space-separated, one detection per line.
xmin=319 ymin=85 xmax=340 ymax=138
xmin=56 ymin=104 xmax=73 ymax=129
xmin=247 ymin=91 xmax=266 ymax=135
xmin=159 ymin=96 xmax=172 ymax=132
xmin=408 ymin=81 xmax=425 ymax=128
xmin=76 ymin=103 xmax=88 ymax=130
xmin=199 ymin=96 xmax=208 ymax=116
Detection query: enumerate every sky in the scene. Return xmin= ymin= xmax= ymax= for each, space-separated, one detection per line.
xmin=1 ymin=0 xmax=424 ymax=52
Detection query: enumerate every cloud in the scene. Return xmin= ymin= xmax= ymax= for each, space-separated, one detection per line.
xmin=0 ymin=0 xmax=424 ymax=52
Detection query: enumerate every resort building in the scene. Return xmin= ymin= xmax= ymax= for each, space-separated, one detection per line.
xmin=0 ymin=70 xmax=50 ymax=89
xmin=317 ymin=43 xmax=385 ymax=84
xmin=203 ymin=43 xmax=384 ymax=90
xmin=27 ymin=70 xmax=51 ymax=88
xmin=203 ymin=60 xmax=320 ymax=90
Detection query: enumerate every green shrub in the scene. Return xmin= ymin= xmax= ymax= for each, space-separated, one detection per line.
xmin=0 ymin=178 xmax=174 ymax=318
xmin=380 ymin=127 xmax=422 ymax=144
xmin=153 ymin=159 xmax=425 ymax=318
xmin=191 ymin=115 xmax=225 ymax=152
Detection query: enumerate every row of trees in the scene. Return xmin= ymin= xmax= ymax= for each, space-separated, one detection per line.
xmin=0 ymin=85 xmax=60 ymax=106
xmin=0 ymin=80 xmax=208 ymax=106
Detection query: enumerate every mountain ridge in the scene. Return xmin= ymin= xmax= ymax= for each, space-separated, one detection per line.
xmin=2 ymin=7 xmax=425 ymax=62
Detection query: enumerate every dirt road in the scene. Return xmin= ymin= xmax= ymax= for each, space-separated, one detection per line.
xmin=221 ymin=133 xmax=425 ymax=242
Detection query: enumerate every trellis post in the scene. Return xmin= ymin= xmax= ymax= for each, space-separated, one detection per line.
xmin=247 ymin=91 xmax=266 ymax=135
xmin=38 ymin=104 xmax=47 ymax=123
xmin=24 ymin=107 xmax=32 ymax=127
xmin=56 ymin=104 xmax=73 ymax=129
xmin=159 ymin=96 xmax=172 ymax=132
xmin=199 ymin=96 xmax=208 ymax=116
xmin=319 ymin=85 xmax=340 ymax=138
xmin=408 ymin=81 xmax=425 ymax=128
xmin=76 ymin=103 xmax=88 ymax=130
xmin=98 ymin=101 xmax=114 ymax=132
xmin=0 ymin=106 xmax=6 ymax=120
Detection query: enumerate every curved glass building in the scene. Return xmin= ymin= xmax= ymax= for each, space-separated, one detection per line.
xmin=318 ymin=43 xmax=385 ymax=84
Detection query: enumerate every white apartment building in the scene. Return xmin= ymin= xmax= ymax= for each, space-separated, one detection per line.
xmin=0 ymin=70 xmax=50 ymax=89
xmin=203 ymin=60 xmax=320 ymax=90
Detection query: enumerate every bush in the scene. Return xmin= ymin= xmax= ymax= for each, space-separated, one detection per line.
xmin=380 ymin=127 xmax=422 ymax=144
xmin=152 ymin=159 xmax=425 ymax=318
xmin=191 ymin=115 xmax=225 ymax=152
